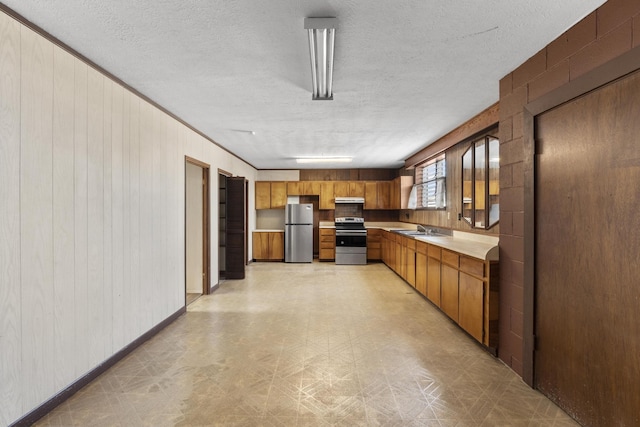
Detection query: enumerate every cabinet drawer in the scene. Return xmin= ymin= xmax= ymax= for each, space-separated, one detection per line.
xmin=416 ymin=241 xmax=427 ymax=255
xmin=442 ymin=249 xmax=459 ymax=267
xmin=406 ymin=239 xmax=416 ymax=250
xmin=427 ymin=244 xmax=441 ymax=259
xmin=320 ymin=234 xmax=335 ymax=243
xmin=460 ymin=256 xmax=485 ymax=278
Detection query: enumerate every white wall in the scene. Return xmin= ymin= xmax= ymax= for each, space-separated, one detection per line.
xmin=0 ymin=11 xmax=257 ymax=425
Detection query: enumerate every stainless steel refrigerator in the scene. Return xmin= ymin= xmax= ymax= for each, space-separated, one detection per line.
xmin=285 ymin=204 xmax=313 ymax=263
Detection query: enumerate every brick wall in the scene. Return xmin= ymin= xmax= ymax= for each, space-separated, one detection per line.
xmin=498 ymin=0 xmax=640 ymax=376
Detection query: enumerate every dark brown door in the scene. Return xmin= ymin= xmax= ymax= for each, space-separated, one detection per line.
xmin=226 ymin=177 xmax=245 ymax=279
xmin=535 ymin=70 xmax=640 ymax=426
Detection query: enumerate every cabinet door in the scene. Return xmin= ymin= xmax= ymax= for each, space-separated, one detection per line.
xmin=269 ymin=232 xmax=284 ymax=260
xmin=304 ymin=181 xmax=321 ymax=195
xmin=441 ymin=264 xmax=459 ymax=322
xmin=427 ymin=256 xmax=441 ymax=306
xmin=376 ymin=181 xmax=391 ymax=209
xmin=416 ymin=252 xmax=427 ymax=296
xmin=367 ymin=228 xmax=381 ymax=260
xmin=252 ymin=232 xmax=268 ymax=260
xmin=255 ymin=182 xmax=271 ymax=209
xmin=320 ymin=182 xmax=335 ymax=209
xmin=395 ymin=238 xmax=403 ymax=275
xmin=459 ymin=272 xmax=484 ymax=342
xmin=364 ymin=182 xmax=377 ymax=209
xmin=387 ymin=233 xmax=396 ymax=271
xmin=271 ymin=182 xmax=287 ymax=209
xmin=287 ymin=181 xmax=303 ymax=195
xmin=349 ymin=181 xmax=365 ymax=197
xmin=334 ymin=181 xmax=349 ymax=197
xmin=406 ymin=245 xmax=416 ymax=287
xmin=390 ymin=177 xmax=400 ymax=209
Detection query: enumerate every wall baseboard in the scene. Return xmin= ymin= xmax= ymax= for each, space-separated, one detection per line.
xmin=10 ymin=306 xmax=186 ymax=427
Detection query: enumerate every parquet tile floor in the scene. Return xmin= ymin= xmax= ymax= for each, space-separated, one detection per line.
xmin=35 ymin=262 xmax=578 ymax=426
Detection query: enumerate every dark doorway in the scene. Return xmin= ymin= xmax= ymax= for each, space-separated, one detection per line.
xmin=225 ymin=176 xmax=246 ymax=279
xmin=534 ymin=70 xmax=640 ymax=426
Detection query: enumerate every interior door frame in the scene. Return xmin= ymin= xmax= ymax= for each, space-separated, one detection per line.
xmin=185 ymin=156 xmax=211 ymax=297
xmin=521 ymin=45 xmax=640 ymax=386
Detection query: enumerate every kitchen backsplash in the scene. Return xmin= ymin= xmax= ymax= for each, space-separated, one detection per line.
xmin=335 ymin=203 xmax=363 ymax=218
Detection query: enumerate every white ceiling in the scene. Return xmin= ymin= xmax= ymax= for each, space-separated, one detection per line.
xmin=4 ymin=1 xmax=605 ymax=169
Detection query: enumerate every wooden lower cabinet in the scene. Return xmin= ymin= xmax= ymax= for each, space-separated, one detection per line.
xmin=252 ymin=232 xmax=284 ymax=261
xmin=319 ymin=228 xmax=335 ymax=260
xmin=415 ymin=242 xmax=427 ymax=296
xmin=441 ymin=264 xmax=459 ymax=322
xmin=459 ymin=272 xmax=484 ymax=342
xmin=380 ymin=230 xmax=499 ymax=353
xmin=395 ymin=237 xmax=403 ymax=277
xmin=405 ymin=239 xmax=416 ymax=288
xmin=426 ymin=245 xmax=441 ymax=307
xmin=367 ymin=228 xmax=382 ymax=260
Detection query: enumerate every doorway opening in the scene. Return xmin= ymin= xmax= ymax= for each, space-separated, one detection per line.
xmin=185 ymin=157 xmax=210 ymax=305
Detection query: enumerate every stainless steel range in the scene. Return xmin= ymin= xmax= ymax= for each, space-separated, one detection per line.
xmin=334 ymin=217 xmax=367 ymax=265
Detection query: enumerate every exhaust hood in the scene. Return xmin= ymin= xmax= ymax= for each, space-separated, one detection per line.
xmin=335 ymin=197 xmax=365 ymax=204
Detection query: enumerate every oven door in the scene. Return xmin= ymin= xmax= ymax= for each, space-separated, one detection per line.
xmin=335 ymin=233 xmax=367 ymax=248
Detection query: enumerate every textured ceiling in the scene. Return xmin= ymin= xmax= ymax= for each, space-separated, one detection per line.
xmin=3 ymin=1 xmax=605 ymax=169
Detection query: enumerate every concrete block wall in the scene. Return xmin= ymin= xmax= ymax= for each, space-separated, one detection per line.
xmin=498 ymin=0 xmax=640 ymax=376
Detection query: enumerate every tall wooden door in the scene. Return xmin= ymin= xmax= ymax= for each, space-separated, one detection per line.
xmin=535 ymin=70 xmax=640 ymax=426
xmin=226 ymin=177 xmax=245 ymax=279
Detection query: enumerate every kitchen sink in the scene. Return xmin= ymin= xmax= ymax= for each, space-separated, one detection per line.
xmin=391 ymin=229 xmax=446 ymax=237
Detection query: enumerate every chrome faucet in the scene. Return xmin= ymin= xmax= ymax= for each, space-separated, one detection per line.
xmin=417 ymin=225 xmax=427 ymax=233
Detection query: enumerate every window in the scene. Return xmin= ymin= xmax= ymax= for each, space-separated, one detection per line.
xmin=410 ymin=154 xmax=446 ymax=209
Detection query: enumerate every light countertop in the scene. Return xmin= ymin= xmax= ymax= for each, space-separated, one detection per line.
xmin=253 ymin=229 xmax=284 ymax=233
xmin=319 ymin=221 xmax=498 ymax=261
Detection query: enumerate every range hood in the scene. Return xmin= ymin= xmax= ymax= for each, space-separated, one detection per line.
xmin=335 ymin=197 xmax=365 ymax=204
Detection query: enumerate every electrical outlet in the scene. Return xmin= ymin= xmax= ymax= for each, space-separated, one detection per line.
xmin=447 ymin=212 xmax=450 ymax=220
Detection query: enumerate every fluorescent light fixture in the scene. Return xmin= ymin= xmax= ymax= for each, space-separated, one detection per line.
xmin=295 ymin=157 xmax=352 ymax=164
xmin=304 ymin=17 xmax=337 ymax=100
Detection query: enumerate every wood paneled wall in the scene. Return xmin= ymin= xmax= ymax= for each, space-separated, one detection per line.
xmin=299 ymin=168 xmax=398 ymax=181
xmin=401 ymin=135 xmax=500 ymax=236
xmin=0 ymin=11 xmax=257 ymax=425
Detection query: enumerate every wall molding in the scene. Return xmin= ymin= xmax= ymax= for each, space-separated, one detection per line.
xmin=0 ymin=4 xmax=257 ymax=170
xmin=10 ymin=307 xmax=186 ymax=427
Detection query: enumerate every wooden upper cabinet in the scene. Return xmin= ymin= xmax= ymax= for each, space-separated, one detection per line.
xmin=255 ymin=181 xmax=286 ymax=209
xmin=320 ymin=182 xmax=335 ymax=210
xmin=390 ymin=177 xmax=400 ymax=209
xmin=376 ymin=181 xmax=391 ymax=209
xmin=270 ymin=182 xmax=287 ymax=208
xmin=287 ymin=181 xmax=303 ymax=195
xmin=334 ymin=181 xmax=365 ymax=197
xmin=349 ymin=181 xmax=365 ymax=197
xmin=304 ymin=181 xmax=321 ymax=195
xmin=364 ymin=182 xmax=377 ymax=209
xmin=288 ymin=181 xmax=320 ymax=196
xmin=255 ymin=181 xmax=271 ymax=210
xmin=334 ymin=181 xmax=349 ymax=197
